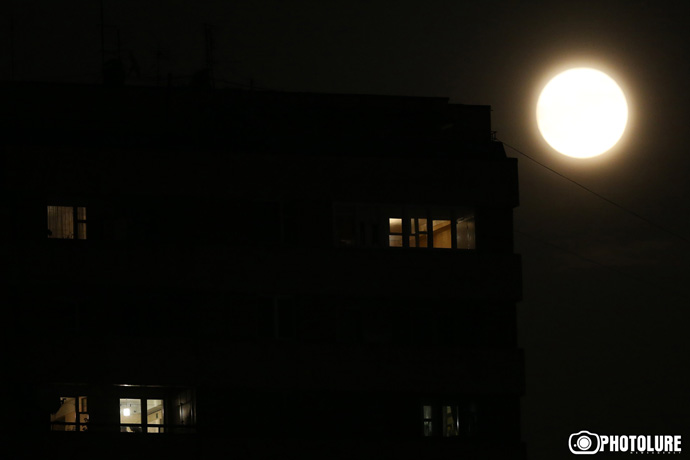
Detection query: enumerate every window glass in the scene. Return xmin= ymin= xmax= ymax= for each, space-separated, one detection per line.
xmin=147 ymin=399 xmax=165 ymax=433
xmin=388 ymin=218 xmax=402 ymax=234
xmin=50 ymin=396 xmax=88 ymax=431
xmin=432 ymin=220 xmax=452 ymax=248
xmin=49 ymin=387 xmax=193 ymax=434
xmin=275 ymin=298 xmax=297 ymax=340
xmin=77 ymin=207 xmax=87 ymax=239
xmin=120 ymin=398 xmax=167 ymax=433
xmin=422 ymin=405 xmax=433 ymax=436
xmin=47 ymin=206 xmax=74 ymax=239
xmin=120 ymin=398 xmax=142 ymax=432
xmin=467 ymin=402 xmax=479 ymax=436
xmin=50 ymin=397 xmax=75 ymax=431
xmin=47 ymin=206 xmax=87 ymax=239
xmin=344 ymin=205 xmax=475 ymax=250
xmin=410 ymin=218 xmax=428 ymax=248
xmin=173 ymin=389 xmax=196 ymax=432
xmin=456 ymin=216 xmax=475 ymax=249
xmin=334 ymin=205 xmax=356 ymax=247
xmin=388 ymin=218 xmax=403 ymax=247
xmin=442 ymin=405 xmax=459 ymax=437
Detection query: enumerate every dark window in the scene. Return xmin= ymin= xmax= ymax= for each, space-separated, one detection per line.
xmin=173 ymin=389 xmax=196 ymax=432
xmin=334 ymin=203 xmax=383 ymax=247
xmin=455 ymin=215 xmax=476 ymax=249
xmin=259 ymin=297 xmax=297 ymax=340
xmin=334 ymin=204 xmax=356 ymax=246
xmin=340 ymin=308 xmax=363 ymax=343
xmin=421 ymin=402 xmax=479 ymax=437
xmin=274 ymin=297 xmax=297 ymax=340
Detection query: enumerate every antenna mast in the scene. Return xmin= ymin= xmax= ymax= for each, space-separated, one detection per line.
xmin=204 ymin=23 xmax=215 ymax=88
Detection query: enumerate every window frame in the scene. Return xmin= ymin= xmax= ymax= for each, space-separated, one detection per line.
xmin=117 ymin=386 xmax=197 ymax=435
xmin=386 ymin=206 xmax=475 ymax=250
xmin=334 ymin=203 xmax=475 ymax=250
xmin=421 ymin=401 xmax=479 ymax=438
xmin=120 ymin=397 xmax=166 ymax=434
xmin=441 ymin=404 xmax=460 ymax=437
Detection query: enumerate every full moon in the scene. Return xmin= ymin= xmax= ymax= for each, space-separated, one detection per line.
xmin=537 ymin=68 xmax=628 ymax=158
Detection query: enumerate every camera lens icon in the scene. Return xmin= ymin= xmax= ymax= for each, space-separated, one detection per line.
xmin=569 ymin=431 xmax=600 ymax=455
xmin=577 ymin=436 xmax=592 ymax=450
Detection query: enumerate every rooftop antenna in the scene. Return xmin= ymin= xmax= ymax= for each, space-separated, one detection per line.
xmin=100 ymin=0 xmax=123 ymax=85
xmin=100 ymin=0 xmax=105 ymax=71
xmin=9 ymin=0 xmax=15 ymax=80
xmin=156 ymin=43 xmax=163 ymax=87
xmin=204 ymin=23 xmax=215 ymax=88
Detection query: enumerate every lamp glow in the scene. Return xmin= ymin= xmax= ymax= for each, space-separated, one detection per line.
xmin=123 ymin=408 xmax=131 ymax=417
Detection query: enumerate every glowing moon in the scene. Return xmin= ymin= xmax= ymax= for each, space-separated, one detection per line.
xmin=537 ymin=68 xmax=628 ymax=158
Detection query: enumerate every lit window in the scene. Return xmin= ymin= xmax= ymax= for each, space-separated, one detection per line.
xmin=388 ymin=218 xmax=403 ymax=247
xmin=410 ymin=217 xmax=428 ymax=247
xmin=146 ymin=399 xmax=165 ymax=433
xmin=422 ymin=405 xmax=433 ymax=436
xmin=47 ymin=206 xmax=87 ymax=239
xmin=388 ymin=208 xmax=474 ymax=249
xmin=120 ymin=398 xmax=142 ymax=432
xmin=432 ymin=220 xmax=452 ymax=248
xmin=50 ymin=396 xmax=88 ymax=431
xmin=118 ymin=388 xmax=195 ymax=434
xmin=120 ymin=398 xmax=165 ymax=433
xmin=336 ymin=204 xmax=474 ymax=249
xmin=442 ymin=405 xmax=460 ymax=437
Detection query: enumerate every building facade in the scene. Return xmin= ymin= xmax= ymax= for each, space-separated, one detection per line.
xmin=4 ymin=82 xmax=523 ymax=459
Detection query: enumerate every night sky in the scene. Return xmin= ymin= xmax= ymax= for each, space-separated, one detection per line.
xmin=4 ymin=1 xmax=690 ymax=458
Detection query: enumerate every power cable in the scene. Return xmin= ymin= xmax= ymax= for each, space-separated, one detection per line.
xmin=500 ymin=141 xmax=690 ymax=245
xmin=514 ymin=227 xmax=688 ymax=300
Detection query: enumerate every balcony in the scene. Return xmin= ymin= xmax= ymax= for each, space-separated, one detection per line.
xmin=15 ymin=336 xmax=524 ymax=395
xmin=7 ymin=243 xmax=521 ymax=302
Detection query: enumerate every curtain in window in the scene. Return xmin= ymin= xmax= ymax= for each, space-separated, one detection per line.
xmin=47 ymin=206 xmax=74 ymax=239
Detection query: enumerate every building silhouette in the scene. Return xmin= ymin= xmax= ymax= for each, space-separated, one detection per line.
xmin=4 ymin=81 xmax=523 ymax=459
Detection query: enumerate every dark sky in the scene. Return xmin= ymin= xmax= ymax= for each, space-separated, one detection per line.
xmin=5 ymin=1 xmax=690 ymax=457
